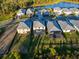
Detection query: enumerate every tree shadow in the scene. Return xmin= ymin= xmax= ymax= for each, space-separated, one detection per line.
xmin=20 ymin=33 xmax=42 ymax=59
xmin=7 ymin=32 xmax=22 ymax=54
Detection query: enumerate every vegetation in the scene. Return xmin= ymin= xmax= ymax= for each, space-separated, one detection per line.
xmin=33 ymin=0 xmax=60 ymax=6
xmin=0 ymin=27 xmax=5 ymax=36
xmin=0 ymin=31 xmax=78 ymax=59
xmin=0 ymin=0 xmax=34 ymax=20
xmin=33 ymin=0 xmax=79 ymax=7
xmin=0 ymin=0 xmax=79 ymax=20
xmin=0 ymin=0 xmax=79 ymax=59
xmin=2 ymin=51 xmax=21 ymax=59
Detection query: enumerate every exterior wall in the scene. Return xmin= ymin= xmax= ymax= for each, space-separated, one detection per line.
xmin=33 ymin=29 xmax=45 ymax=36
xmin=33 ymin=27 xmax=45 ymax=30
xmin=63 ymin=30 xmax=75 ymax=32
xmin=48 ymin=31 xmax=63 ymax=38
xmin=17 ymin=29 xmax=30 ymax=34
xmin=63 ymin=30 xmax=71 ymax=32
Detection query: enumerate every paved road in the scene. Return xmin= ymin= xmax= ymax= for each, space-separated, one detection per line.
xmin=0 ymin=25 xmax=17 ymax=55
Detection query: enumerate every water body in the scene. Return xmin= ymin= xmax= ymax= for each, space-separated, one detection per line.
xmin=44 ymin=2 xmax=79 ymax=8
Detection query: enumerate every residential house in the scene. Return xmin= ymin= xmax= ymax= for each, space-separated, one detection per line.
xmin=43 ymin=10 xmax=50 ymax=16
xmin=70 ymin=8 xmax=79 ymax=16
xmin=17 ymin=20 xmax=32 ymax=34
xmin=26 ymin=8 xmax=34 ymax=17
xmin=70 ymin=20 xmax=79 ymax=32
xmin=53 ymin=7 xmax=62 ymax=16
xmin=41 ymin=9 xmax=47 ymax=14
xmin=47 ymin=21 xmax=62 ymax=38
xmin=58 ymin=20 xmax=75 ymax=32
xmin=62 ymin=8 xmax=73 ymax=15
xmin=33 ymin=21 xmax=45 ymax=35
xmin=16 ymin=9 xmax=26 ymax=18
xmin=40 ymin=9 xmax=49 ymax=16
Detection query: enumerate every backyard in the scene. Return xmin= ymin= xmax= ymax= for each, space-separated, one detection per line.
xmin=0 ymin=30 xmax=79 ymax=59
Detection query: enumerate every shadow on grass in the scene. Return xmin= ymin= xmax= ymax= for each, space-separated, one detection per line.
xmin=7 ymin=32 xmax=22 ymax=54
xmin=20 ymin=33 xmax=42 ymax=59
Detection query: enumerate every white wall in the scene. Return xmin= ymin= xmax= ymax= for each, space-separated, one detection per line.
xmin=17 ymin=29 xmax=30 ymax=34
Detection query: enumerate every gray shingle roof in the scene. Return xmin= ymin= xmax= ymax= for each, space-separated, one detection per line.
xmin=70 ymin=20 xmax=79 ymax=28
xmin=47 ymin=21 xmax=61 ymax=32
xmin=58 ymin=20 xmax=75 ymax=31
xmin=17 ymin=22 xmax=30 ymax=29
xmin=33 ymin=21 xmax=45 ymax=29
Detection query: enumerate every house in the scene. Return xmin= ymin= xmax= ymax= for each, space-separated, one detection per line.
xmin=70 ymin=20 xmax=79 ymax=32
xmin=16 ymin=9 xmax=26 ymax=18
xmin=43 ymin=10 xmax=50 ymax=16
xmin=35 ymin=10 xmax=44 ymax=20
xmin=47 ymin=21 xmax=61 ymax=33
xmin=53 ymin=7 xmax=62 ymax=15
xmin=69 ymin=8 xmax=79 ymax=16
xmin=47 ymin=21 xmax=62 ymax=38
xmin=17 ymin=20 xmax=32 ymax=34
xmin=21 ymin=9 xmax=26 ymax=14
xmin=26 ymin=8 xmax=34 ymax=17
xmin=71 ymin=8 xmax=79 ymax=16
xmin=58 ymin=20 xmax=75 ymax=32
xmin=33 ymin=21 xmax=45 ymax=35
xmin=62 ymin=8 xmax=73 ymax=15
xmin=35 ymin=10 xmax=42 ymax=17
xmin=74 ymin=10 xmax=79 ymax=16
xmin=41 ymin=9 xmax=48 ymax=14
